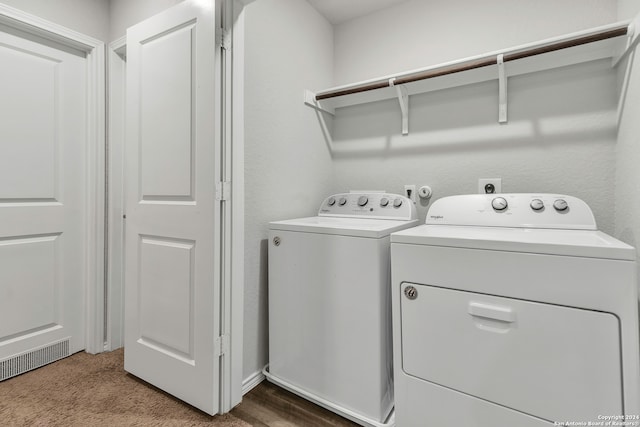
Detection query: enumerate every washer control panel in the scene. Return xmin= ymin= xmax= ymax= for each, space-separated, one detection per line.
xmin=319 ymin=192 xmax=417 ymax=220
xmin=426 ymin=194 xmax=596 ymax=230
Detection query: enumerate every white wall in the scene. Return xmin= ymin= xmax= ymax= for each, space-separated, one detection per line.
xmin=618 ymin=0 xmax=640 ymax=19
xmin=242 ymin=0 xmax=334 ymax=380
xmin=0 ymin=0 xmax=189 ymax=43
xmin=615 ymin=1 xmax=640 ymax=277
xmin=334 ymin=0 xmax=617 ymax=85
xmin=108 ymin=0 xmax=185 ymax=41
xmin=327 ymin=0 xmax=619 ymax=235
xmin=1 ymin=0 xmax=109 ymax=41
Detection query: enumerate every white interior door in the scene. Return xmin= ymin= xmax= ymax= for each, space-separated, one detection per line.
xmin=0 ymin=25 xmax=87 ymax=372
xmin=124 ymin=0 xmax=221 ymax=415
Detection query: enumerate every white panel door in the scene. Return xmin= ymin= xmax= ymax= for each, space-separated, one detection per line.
xmin=124 ymin=0 xmax=220 ymax=415
xmin=0 ymin=26 xmax=86 ymax=362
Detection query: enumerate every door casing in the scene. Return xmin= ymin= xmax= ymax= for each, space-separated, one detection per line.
xmin=0 ymin=3 xmax=106 ymax=355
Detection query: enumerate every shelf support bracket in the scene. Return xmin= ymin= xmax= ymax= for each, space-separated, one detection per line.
xmin=390 ymin=78 xmax=409 ymax=135
xmin=497 ymin=54 xmax=508 ymax=123
xmin=613 ymin=16 xmax=639 ymax=67
xmin=304 ymin=90 xmax=335 ymax=115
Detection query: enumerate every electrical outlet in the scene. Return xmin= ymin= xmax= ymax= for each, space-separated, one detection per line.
xmin=478 ymin=178 xmax=502 ymax=194
xmin=404 ymin=184 xmax=417 ymax=203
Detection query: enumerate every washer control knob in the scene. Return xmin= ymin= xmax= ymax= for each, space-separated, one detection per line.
xmin=491 ymin=197 xmax=508 ymax=211
xmin=530 ymin=199 xmax=544 ymax=211
xmin=393 ymin=198 xmax=403 ymax=208
xmin=380 ymin=197 xmax=389 ymax=207
xmin=553 ymin=199 xmax=568 ymax=211
xmin=357 ymin=196 xmax=368 ymax=207
xmin=338 ymin=197 xmax=347 ymax=206
xmin=327 ymin=197 xmax=336 ymax=206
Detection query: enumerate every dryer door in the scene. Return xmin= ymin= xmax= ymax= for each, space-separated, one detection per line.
xmin=400 ymin=283 xmax=622 ymax=423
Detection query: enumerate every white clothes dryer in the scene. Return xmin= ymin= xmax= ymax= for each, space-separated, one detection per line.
xmin=390 ymin=194 xmax=640 ymax=427
xmin=266 ymin=192 xmax=418 ymax=427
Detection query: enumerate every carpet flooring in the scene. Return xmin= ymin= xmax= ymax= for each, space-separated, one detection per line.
xmin=0 ymin=349 xmax=250 ymax=427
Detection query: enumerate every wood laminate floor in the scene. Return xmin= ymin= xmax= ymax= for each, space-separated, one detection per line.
xmin=232 ymin=381 xmax=359 ymax=427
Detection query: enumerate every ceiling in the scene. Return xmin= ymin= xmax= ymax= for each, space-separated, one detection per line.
xmin=307 ymin=0 xmax=410 ymax=25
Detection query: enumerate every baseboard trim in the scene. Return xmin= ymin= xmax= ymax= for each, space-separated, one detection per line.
xmin=242 ymin=367 xmax=266 ymax=395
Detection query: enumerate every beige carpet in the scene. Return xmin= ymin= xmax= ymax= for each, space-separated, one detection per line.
xmin=0 ymin=349 xmax=251 ymax=427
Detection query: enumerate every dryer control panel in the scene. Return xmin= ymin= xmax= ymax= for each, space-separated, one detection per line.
xmin=425 ymin=193 xmax=596 ymax=230
xmin=319 ymin=192 xmax=417 ymax=221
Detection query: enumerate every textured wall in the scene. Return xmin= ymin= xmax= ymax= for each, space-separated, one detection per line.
xmin=1 ymin=0 xmax=110 ymax=41
xmin=242 ymin=0 xmax=334 ymax=380
xmin=615 ymin=1 xmax=640 ymax=282
xmin=327 ymin=0 xmax=619 ymax=234
xmin=618 ymin=0 xmax=640 ymax=19
xmin=333 ymin=0 xmax=617 ymax=85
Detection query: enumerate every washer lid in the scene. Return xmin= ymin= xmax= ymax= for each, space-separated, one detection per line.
xmin=270 ymin=216 xmax=419 ymax=238
xmin=391 ymin=225 xmax=635 ymax=260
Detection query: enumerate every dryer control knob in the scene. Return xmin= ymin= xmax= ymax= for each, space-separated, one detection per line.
xmin=491 ymin=197 xmax=508 ymax=211
xmin=553 ymin=199 xmax=568 ymax=211
xmin=393 ymin=198 xmax=403 ymax=208
xmin=530 ymin=199 xmax=544 ymax=211
xmin=380 ymin=197 xmax=389 ymax=207
xmin=338 ymin=197 xmax=347 ymax=206
xmin=327 ymin=197 xmax=336 ymax=206
xmin=358 ymin=196 xmax=368 ymax=207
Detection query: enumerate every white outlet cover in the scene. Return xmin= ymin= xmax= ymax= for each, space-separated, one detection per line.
xmin=478 ymin=178 xmax=502 ymax=194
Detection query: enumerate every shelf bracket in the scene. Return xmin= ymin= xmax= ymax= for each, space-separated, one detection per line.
xmin=304 ymin=90 xmax=335 ymax=115
xmin=613 ymin=17 xmax=639 ymax=67
xmin=497 ymin=54 xmax=508 ymax=123
xmin=390 ymin=78 xmax=409 ymax=135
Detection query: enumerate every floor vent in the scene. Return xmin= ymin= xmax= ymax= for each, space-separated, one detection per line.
xmin=0 ymin=338 xmax=70 ymax=382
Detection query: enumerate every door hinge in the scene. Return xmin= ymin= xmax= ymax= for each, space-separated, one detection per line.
xmin=215 ymin=181 xmax=231 ymax=201
xmin=219 ymin=28 xmax=231 ymax=51
xmin=214 ymin=335 xmax=229 ymax=357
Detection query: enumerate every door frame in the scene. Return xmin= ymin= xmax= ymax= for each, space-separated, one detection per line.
xmin=0 ymin=4 xmax=106 ymax=355
xmin=106 ymin=0 xmax=245 ymax=412
xmin=106 ymin=35 xmax=127 ymax=352
xmin=225 ymin=0 xmax=246 ymax=411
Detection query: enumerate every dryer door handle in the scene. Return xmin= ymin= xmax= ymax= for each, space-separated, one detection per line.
xmin=468 ymin=302 xmax=516 ymax=323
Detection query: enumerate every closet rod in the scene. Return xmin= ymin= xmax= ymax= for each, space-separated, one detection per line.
xmin=315 ymin=25 xmax=629 ymax=101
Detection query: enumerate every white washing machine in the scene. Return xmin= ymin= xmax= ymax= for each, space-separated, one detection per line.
xmin=266 ymin=192 xmax=418 ymax=427
xmin=390 ymin=194 xmax=640 ymax=427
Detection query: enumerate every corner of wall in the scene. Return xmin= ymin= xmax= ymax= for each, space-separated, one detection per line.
xmin=241 ymin=0 xmax=335 ymax=383
xmin=614 ymin=41 xmax=640 ymax=270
